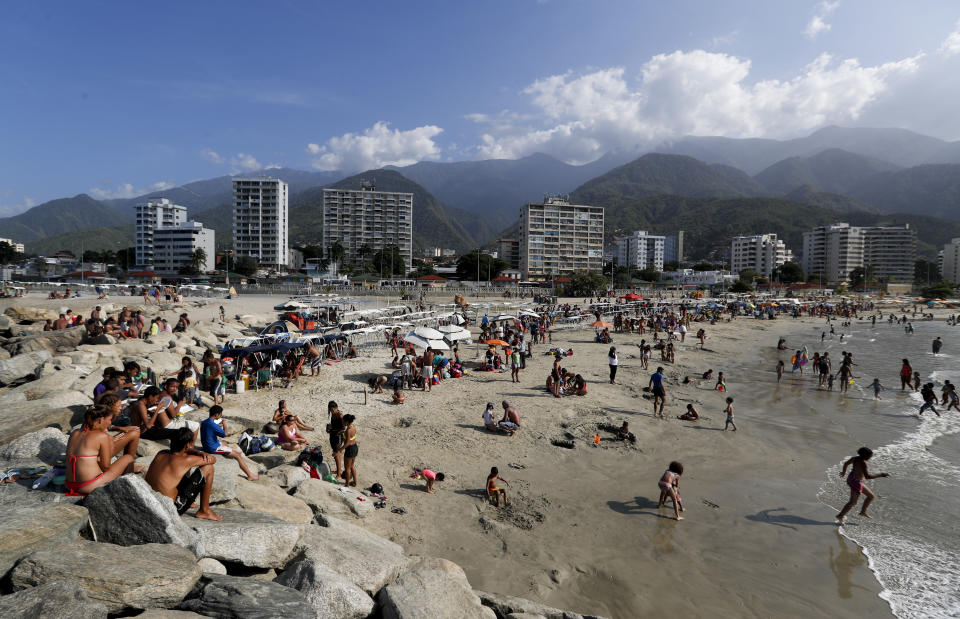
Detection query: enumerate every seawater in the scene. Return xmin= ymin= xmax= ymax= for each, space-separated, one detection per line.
xmin=802 ymin=318 xmax=960 ymax=618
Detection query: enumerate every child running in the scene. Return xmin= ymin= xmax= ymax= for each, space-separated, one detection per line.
xmin=657 ymin=461 xmax=684 ymax=521
xmin=871 ymin=378 xmax=885 ymax=400
xmin=723 ymin=397 xmax=737 ymax=431
xmin=836 ymin=447 xmax=890 ymax=523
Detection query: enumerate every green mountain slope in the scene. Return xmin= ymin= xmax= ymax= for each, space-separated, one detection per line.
xmin=755 ymin=148 xmax=900 ymax=195
xmin=24 ymin=225 xmax=134 ymax=255
xmin=849 ymin=164 xmax=960 ymax=219
xmin=783 ymin=186 xmax=878 ymax=214
xmin=0 ymin=194 xmax=127 ymax=242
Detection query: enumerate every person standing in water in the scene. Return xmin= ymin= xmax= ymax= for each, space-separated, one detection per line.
xmin=836 ymin=447 xmax=890 ymax=523
xmin=932 ymin=337 xmax=943 ymax=355
xmin=776 ymin=360 xmax=784 ymax=383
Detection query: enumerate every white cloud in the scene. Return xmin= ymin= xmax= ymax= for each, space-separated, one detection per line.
xmin=201 ymin=148 xmax=224 ymax=164
xmin=307 ymin=121 xmax=444 ymax=172
xmin=712 ymin=30 xmax=740 ymax=47
xmin=476 ymin=49 xmax=923 ymax=163
xmin=804 ymin=1 xmax=839 ymax=39
xmin=230 ymin=153 xmax=262 ymax=172
xmin=89 ymin=181 xmax=175 ymax=200
xmin=0 ymin=196 xmax=37 ymax=217
xmin=940 ymin=19 xmax=960 ymax=56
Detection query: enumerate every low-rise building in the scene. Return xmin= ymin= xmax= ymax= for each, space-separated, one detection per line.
xmin=0 ymin=237 xmax=25 ymax=253
xmin=152 ymin=222 xmax=215 ymax=274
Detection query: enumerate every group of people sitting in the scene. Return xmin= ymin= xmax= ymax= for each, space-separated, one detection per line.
xmin=483 ymin=401 xmax=522 ymax=435
xmin=545 ymin=352 xmax=587 ymax=397
xmin=44 ymin=304 xmax=191 ymax=341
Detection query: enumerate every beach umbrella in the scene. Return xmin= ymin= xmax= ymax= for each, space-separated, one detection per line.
xmin=484 ymin=339 xmax=509 ymax=346
xmin=590 ymin=320 xmax=612 ymax=328
xmin=442 ymin=329 xmax=472 ymax=342
xmin=491 ymin=314 xmax=517 ymax=322
xmin=437 ymin=324 xmax=466 ymax=333
xmin=624 ymin=292 xmax=642 ymax=300
xmin=405 ymin=333 xmax=450 ymax=350
xmin=411 ymin=326 xmax=443 ymax=340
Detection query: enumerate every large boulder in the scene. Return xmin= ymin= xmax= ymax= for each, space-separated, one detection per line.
xmin=4 ymin=306 xmax=59 ymax=321
xmin=0 ymin=502 xmax=88 ymax=578
xmin=275 ymin=555 xmax=375 ymax=619
xmin=184 ymin=508 xmax=303 ymax=569
xmin=268 ymin=464 xmax=310 ymax=489
xmin=233 ymin=479 xmax=314 ymax=523
xmin=0 ymin=389 xmax=92 ymax=444
xmin=83 ymin=475 xmax=204 ymax=557
xmin=377 ymin=557 xmax=495 ymax=619
xmin=248 ymin=452 xmax=287 ymax=469
xmin=0 ymin=313 xmax=12 ymax=331
xmin=0 ymin=581 xmax=108 ymax=619
xmin=210 ymin=456 xmax=241 ymax=503
xmin=84 ymin=333 xmax=116 ymax=346
xmin=6 ymin=367 xmax=83 ymax=400
xmin=178 ymin=573 xmax=316 ymax=618
xmin=294 ymin=516 xmax=409 ymax=595
xmin=7 ymin=327 xmax=86 ymax=356
xmin=11 ymin=540 xmax=201 ymax=614
xmin=198 ymin=557 xmax=228 ymax=575
xmin=0 ymin=427 xmax=67 ymax=465
xmin=136 ymin=611 xmax=205 ymax=619
xmin=294 ymin=479 xmax=373 ymax=519
xmin=476 ymin=591 xmax=604 ymax=619
xmin=0 ymin=349 xmax=51 ymax=386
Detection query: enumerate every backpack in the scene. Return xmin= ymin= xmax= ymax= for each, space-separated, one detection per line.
xmin=239 ymin=432 xmax=275 ymax=455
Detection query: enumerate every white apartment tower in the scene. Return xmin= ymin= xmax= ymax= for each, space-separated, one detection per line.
xmin=232 ymin=178 xmax=289 ymax=270
xmin=135 ymin=198 xmax=187 ymax=268
xmin=519 ymin=195 xmax=604 ymax=280
xmin=802 ymin=223 xmax=915 ymax=284
xmin=941 ymin=238 xmax=960 ymax=283
xmin=615 ymin=231 xmax=665 ymax=271
xmin=730 ymin=234 xmax=793 ymax=279
xmin=321 ymin=182 xmax=413 ymax=269
xmin=152 ymin=222 xmax=216 ymax=274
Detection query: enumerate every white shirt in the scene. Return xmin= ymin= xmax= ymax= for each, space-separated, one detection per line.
xmin=609 ymin=354 xmax=618 ymax=366
xmin=483 ymin=408 xmax=495 ymax=425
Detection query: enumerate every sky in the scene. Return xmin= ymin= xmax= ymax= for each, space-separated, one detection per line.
xmin=2 ymin=0 xmax=960 ymax=214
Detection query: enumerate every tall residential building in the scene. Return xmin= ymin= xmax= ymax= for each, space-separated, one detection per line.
xmin=730 ymin=234 xmax=793 ymax=279
xmin=321 ymin=183 xmax=413 ymax=269
xmin=519 ymin=195 xmax=604 ymax=280
xmin=663 ymin=231 xmax=684 ymax=264
xmin=152 ymin=222 xmax=215 ymax=274
xmin=232 ymin=177 xmax=289 ymax=270
xmin=941 ymin=238 xmax=960 ymax=283
xmin=496 ymin=238 xmax=520 ymax=270
xmin=615 ymin=230 xmax=665 ymax=271
xmin=802 ymin=223 xmax=915 ymax=284
xmin=135 ymin=198 xmax=187 ymax=268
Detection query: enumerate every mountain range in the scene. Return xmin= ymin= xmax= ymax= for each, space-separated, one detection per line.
xmin=7 ymin=125 xmax=960 ymax=261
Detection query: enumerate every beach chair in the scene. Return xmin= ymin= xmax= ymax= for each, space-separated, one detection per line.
xmin=253 ymin=368 xmax=273 ymax=391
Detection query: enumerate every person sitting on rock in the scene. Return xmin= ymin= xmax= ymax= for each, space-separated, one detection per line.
xmin=200 ymin=406 xmax=258 ymax=481
xmin=65 ymin=405 xmax=141 ymax=495
xmin=272 ymin=400 xmax=313 ymax=432
xmin=277 ymin=415 xmax=308 ymax=451
xmin=145 ymin=427 xmax=220 ymax=520
xmin=129 ymin=386 xmax=180 ymax=442
xmin=156 ymin=378 xmax=200 ymax=444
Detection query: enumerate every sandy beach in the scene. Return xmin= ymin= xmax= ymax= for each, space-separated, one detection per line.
xmin=0 ymin=292 xmax=899 ymax=618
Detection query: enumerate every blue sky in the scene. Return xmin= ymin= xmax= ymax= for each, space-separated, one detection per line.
xmin=2 ymin=0 xmax=960 ymax=213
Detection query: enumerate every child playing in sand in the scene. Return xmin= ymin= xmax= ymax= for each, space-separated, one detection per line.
xmin=723 ymin=397 xmax=737 ymax=432
xmin=715 ymin=371 xmax=726 ymax=392
xmin=616 ymin=421 xmax=635 ymax=443
xmin=871 ymin=378 xmax=885 ymax=400
xmin=678 ymin=403 xmax=700 ymax=421
xmin=486 ymin=466 xmax=511 ymax=508
xmin=411 ymin=466 xmax=444 ymax=493
xmin=392 ymin=388 xmax=406 ymax=404
xmin=836 ymin=447 xmax=890 ymax=523
xmin=657 ymin=461 xmax=684 ymax=521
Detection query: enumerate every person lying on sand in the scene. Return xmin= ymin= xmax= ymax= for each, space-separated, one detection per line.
xmin=145 ymin=428 xmax=220 ymax=521
xmin=486 ymin=467 xmax=510 ymax=507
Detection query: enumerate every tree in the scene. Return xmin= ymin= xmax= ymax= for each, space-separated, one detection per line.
xmin=920 ymin=281 xmax=956 ymax=298
xmin=776 ymin=261 xmax=805 ymax=283
xmin=117 ymin=247 xmax=137 ymax=270
xmin=456 ymin=252 xmax=506 ymax=281
xmin=663 ymin=260 xmax=681 ymax=272
xmin=738 ymin=268 xmax=759 ymax=283
xmin=565 ymin=271 xmax=608 ymax=296
xmin=411 ymin=260 xmax=436 ymax=278
xmin=692 ymin=262 xmax=715 ymax=272
xmin=234 ymin=255 xmax=259 ymax=277
xmin=328 ymin=241 xmax=345 ymax=271
xmin=299 ymin=244 xmax=324 ymax=261
xmin=612 ymin=266 xmax=632 ymax=286
xmin=848 ymin=267 xmax=866 ymax=287
xmin=914 ymin=259 xmax=941 ymax=285
xmin=0 ymin=241 xmax=22 ymax=263
xmin=188 ymin=248 xmax=208 ymax=273
xmin=807 ymin=272 xmax=825 ymax=284
xmin=371 ymin=246 xmax=406 ymax=277
xmin=635 ymin=267 xmax=661 ymax=282
xmin=730 ymin=280 xmax=753 ymax=293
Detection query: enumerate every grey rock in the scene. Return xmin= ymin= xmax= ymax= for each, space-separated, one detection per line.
xmin=198 ymin=557 xmax=228 ymax=575
xmin=248 ymin=452 xmax=287 ymax=469
xmin=11 ymin=540 xmax=201 ymax=614
xmin=0 ymin=502 xmax=88 ymax=578
xmin=136 ymin=611 xmax=205 ymax=619
xmin=0 ymin=581 xmax=108 ymax=619
xmin=275 ymin=555 xmax=375 ymax=619
xmin=294 ymin=516 xmax=409 ymax=595
xmin=67 ymin=350 xmax=101 ymax=365
xmin=268 ymin=464 xmax=310 ymax=489
xmin=83 ymin=475 xmax=204 ymax=557
xmin=0 ymin=313 xmax=12 ymax=330
xmin=0 ymin=348 xmax=9 ymax=359
xmin=8 ymin=327 xmax=86 ymax=356
xmin=6 ymin=367 xmax=82 ymax=399
xmin=476 ymin=590 xmax=604 ymax=619
xmin=378 ymin=557 xmax=495 ymax=619
xmin=210 ymin=456 xmax=241 ymax=503
xmin=137 ymin=438 xmax=168 ymax=458
xmin=294 ymin=478 xmax=373 ymax=518
xmin=179 ymin=573 xmax=316 ymax=619
xmin=0 ymin=389 xmax=90 ymax=444
xmin=0 ymin=427 xmax=67 ymax=465
xmin=84 ymin=333 xmax=116 ymax=345
xmin=507 ymin=614 xmax=549 ymax=619
xmin=4 ymin=306 xmax=59 ymax=321
xmin=233 ymin=479 xmax=314 ymax=523
xmin=0 ymin=349 xmax=51 ymax=386
xmin=185 ymin=508 xmax=303 ymax=569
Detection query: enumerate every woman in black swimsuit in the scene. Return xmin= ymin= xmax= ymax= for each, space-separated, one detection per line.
xmin=342 ymin=414 xmax=358 ymax=487
xmin=326 ymin=401 xmax=345 ymax=479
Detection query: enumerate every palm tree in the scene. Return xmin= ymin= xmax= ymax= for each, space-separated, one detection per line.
xmin=188 ymin=248 xmax=208 ymax=273
xmin=328 ymin=241 xmax=345 ymax=273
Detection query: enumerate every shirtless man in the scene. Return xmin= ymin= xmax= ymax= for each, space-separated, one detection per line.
xmin=836 ymin=447 xmax=889 ymax=523
xmin=203 ymin=351 xmax=225 ymax=405
xmin=500 ymin=401 xmax=521 ymax=432
xmin=422 ymin=347 xmax=434 ymax=392
xmin=145 ymin=428 xmax=220 ymax=521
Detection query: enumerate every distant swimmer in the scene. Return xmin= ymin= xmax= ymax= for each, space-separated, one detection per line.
xmin=836 ymin=447 xmax=889 ymax=523
xmin=932 ymin=337 xmax=943 ymax=355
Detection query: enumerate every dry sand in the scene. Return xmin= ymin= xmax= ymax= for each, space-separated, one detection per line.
xmin=2 ymin=292 xmax=897 ymax=618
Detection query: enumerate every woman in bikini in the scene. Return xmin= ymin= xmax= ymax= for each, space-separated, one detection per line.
xmin=657 ymin=461 xmax=684 ymax=520
xmin=273 ymin=400 xmax=314 ymax=432
xmin=65 ymin=405 xmax=141 ymax=495
xmin=342 ymin=414 xmax=358 ymax=487
xmin=277 ymin=415 xmax=307 ymax=451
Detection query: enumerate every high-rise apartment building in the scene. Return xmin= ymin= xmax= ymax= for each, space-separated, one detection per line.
xmin=152 ymin=222 xmax=215 ymax=274
xmin=496 ymin=238 xmax=520 ymax=270
xmin=135 ymin=198 xmax=187 ymax=268
xmin=802 ymin=223 xmax=915 ymax=284
xmin=942 ymin=238 xmax=960 ymax=283
xmin=232 ymin=178 xmax=289 ymax=270
xmin=519 ymin=196 xmax=604 ymax=280
xmin=663 ymin=231 xmax=684 ymax=264
xmin=321 ymin=183 xmax=413 ymax=269
xmin=730 ymin=234 xmax=793 ymax=279
xmin=615 ymin=230 xmax=665 ymax=271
